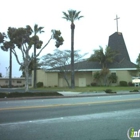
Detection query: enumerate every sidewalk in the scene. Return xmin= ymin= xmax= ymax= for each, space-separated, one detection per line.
xmin=58 ymin=91 xmax=139 ymax=97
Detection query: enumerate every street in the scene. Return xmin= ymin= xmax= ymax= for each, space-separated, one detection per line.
xmin=0 ymin=94 xmax=140 ymax=140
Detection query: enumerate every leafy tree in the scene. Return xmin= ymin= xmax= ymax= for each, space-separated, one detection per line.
xmin=20 ymin=56 xmax=41 ymax=77
xmin=136 ymin=53 xmax=140 ymax=72
xmin=0 ymin=32 xmax=6 ymax=43
xmin=1 ymin=26 xmax=64 ymax=92
xmin=41 ymin=49 xmax=86 ymax=88
xmin=62 ymin=9 xmax=83 ymax=88
xmin=0 ymin=33 xmax=5 ymax=79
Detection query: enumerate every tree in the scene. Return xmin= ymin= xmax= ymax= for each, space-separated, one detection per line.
xmin=20 ymin=56 xmax=41 ymax=77
xmin=93 ymin=71 xmax=101 ymax=85
xmin=100 ymin=68 xmax=110 ymax=86
xmin=89 ymin=46 xmax=118 ymax=69
xmin=41 ymin=49 xmax=86 ymax=88
xmin=0 ymin=32 xmax=6 ymax=43
xmin=136 ymin=53 xmax=140 ymax=72
xmin=26 ymin=24 xmax=44 ymax=88
xmin=89 ymin=46 xmax=119 ymax=85
xmin=0 ymin=73 xmax=2 ymax=77
xmin=93 ymin=69 xmax=110 ymax=86
xmin=62 ymin=9 xmax=83 ymax=89
xmin=1 ymin=26 xmax=64 ymax=92
xmin=108 ymin=73 xmax=118 ymax=84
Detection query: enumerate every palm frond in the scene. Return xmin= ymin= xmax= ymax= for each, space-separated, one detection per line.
xmin=63 ymin=9 xmax=83 ymax=23
xmin=38 ymin=27 xmax=44 ymax=33
xmin=34 ymin=24 xmax=38 ymax=32
xmin=62 ymin=17 xmax=69 ymax=21
xmin=78 ymin=16 xmax=84 ymax=19
xmin=74 ymin=11 xmax=80 ymax=19
xmin=62 ymin=12 xmax=69 ymax=20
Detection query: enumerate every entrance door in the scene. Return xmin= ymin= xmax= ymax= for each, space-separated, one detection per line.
xmin=79 ymin=78 xmax=86 ymax=87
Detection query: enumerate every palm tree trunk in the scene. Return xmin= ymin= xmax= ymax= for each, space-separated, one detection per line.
xmin=71 ymin=23 xmax=75 ymax=88
xmin=33 ymin=45 xmax=36 ymax=88
xmin=25 ymin=65 xmax=29 ymax=92
xmin=9 ymin=47 xmax=12 ymax=88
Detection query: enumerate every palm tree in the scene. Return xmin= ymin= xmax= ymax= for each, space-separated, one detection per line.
xmin=89 ymin=46 xmax=119 ymax=86
xmin=62 ymin=9 xmax=83 ymax=88
xmin=89 ymin=46 xmax=118 ymax=68
xmin=27 ymin=24 xmax=44 ymax=88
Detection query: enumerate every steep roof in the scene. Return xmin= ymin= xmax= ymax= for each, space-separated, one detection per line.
xmin=46 ymin=32 xmax=136 ymax=72
xmin=108 ymin=32 xmax=130 ymax=62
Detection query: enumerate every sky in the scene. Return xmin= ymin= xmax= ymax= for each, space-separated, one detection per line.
xmin=0 ymin=0 xmax=140 ymax=77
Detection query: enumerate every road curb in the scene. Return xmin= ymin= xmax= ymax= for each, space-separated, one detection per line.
xmin=0 ymin=92 xmax=139 ymax=101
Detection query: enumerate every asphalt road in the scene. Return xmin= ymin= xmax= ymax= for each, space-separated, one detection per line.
xmin=0 ymin=94 xmax=140 ymax=140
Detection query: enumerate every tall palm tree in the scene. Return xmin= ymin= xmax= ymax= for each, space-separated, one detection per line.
xmin=27 ymin=24 xmax=44 ymax=88
xmin=33 ymin=24 xmax=44 ymax=88
xmin=62 ymin=9 xmax=83 ymax=88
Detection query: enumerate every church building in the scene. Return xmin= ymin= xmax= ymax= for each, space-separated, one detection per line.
xmin=33 ymin=31 xmax=138 ymax=87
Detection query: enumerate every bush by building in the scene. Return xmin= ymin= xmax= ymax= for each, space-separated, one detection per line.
xmin=36 ymin=82 xmax=43 ymax=88
xmin=119 ymin=81 xmax=127 ymax=86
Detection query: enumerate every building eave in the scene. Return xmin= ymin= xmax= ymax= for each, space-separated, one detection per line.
xmin=44 ymin=68 xmax=137 ymax=73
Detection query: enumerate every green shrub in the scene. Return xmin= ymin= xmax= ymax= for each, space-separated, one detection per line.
xmin=128 ymin=82 xmax=134 ymax=86
xmin=36 ymin=82 xmax=43 ymax=88
xmin=130 ymin=89 xmax=139 ymax=92
xmin=1 ymin=85 xmax=8 ymax=88
xmin=120 ymin=81 xmax=127 ymax=86
xmin=0 ymin=93 xmax=8 ymax=98
xmin=0 ymin=92 xmax=63 ymax=98
xmin=104 ymin=89 xmax=116 ymax=93
xmin=91 ymin=82 xmax=97 ymax=86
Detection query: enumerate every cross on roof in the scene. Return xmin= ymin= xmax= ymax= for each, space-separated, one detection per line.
xmin=114 ymin=15 xmax=120 ymax=32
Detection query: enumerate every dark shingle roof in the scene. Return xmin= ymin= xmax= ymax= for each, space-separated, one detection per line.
xmin=108 ymin=32 xmax=130 ymax=62
xmin=73 ymin=59 xmax=136 ymax=70
xmin=46 ymin=32 xmax=136 ymax=72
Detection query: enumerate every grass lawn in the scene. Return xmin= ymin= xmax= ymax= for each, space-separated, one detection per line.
xmin=32 ymin=86 xmax=140 ymax=92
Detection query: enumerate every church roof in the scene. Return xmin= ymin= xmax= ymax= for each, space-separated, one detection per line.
xmin=46 ymin=59 xmax=136 ymax=72
xmin=108 ymin=32 xmax=130 ymax=62
xmin=46 ymin=32 xmax=136 ymax=72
